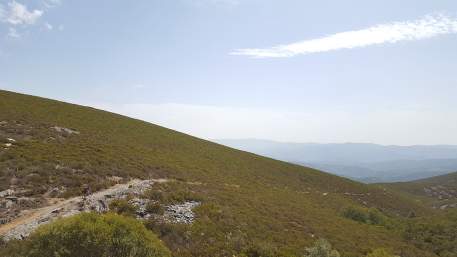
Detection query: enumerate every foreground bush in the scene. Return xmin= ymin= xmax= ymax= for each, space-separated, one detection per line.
xmin=1 ymin=212 xmax=171 ymax=257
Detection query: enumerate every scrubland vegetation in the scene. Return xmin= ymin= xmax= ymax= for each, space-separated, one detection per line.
xmin=0 ymin=90 xmax=456 ymax=257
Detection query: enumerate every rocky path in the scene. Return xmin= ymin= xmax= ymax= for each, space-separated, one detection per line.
xmin=0 ymin=179 xmax=166 ymax=241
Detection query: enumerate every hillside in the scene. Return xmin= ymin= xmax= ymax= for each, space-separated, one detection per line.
xmin=380 ymin=172 xmax=457 ymax=210
xmin=0 ymin=90 xmax=446 ymax=257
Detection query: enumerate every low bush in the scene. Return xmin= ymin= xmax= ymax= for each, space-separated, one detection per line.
xmin=109 ymin=199 xmax=138 ymax=217
xmin=0 ymin=212 xmax=171 ymax=257
xmin=144 ymin=217 xmax=191 ymax=252
xmin=304 ymin=239 xmax=340 ymax=257
xmin=342 ymin=206 xmax=388 ymax=226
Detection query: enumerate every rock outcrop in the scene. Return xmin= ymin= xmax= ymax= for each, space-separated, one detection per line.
xmin=165 ymin=201 xmax=200 ymax=224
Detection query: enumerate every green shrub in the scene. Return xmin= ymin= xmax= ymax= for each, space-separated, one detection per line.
xmin=304 ymin=239 xmax=340 ymax=257
xmin=144 ymin=217 xmax=190 ymax=252
xmin=342 ymin=206 xmax=388 ymax=226
xmin=147 ymin=190 xmax=165 ymax=202
xmin=1 ymin=212 xmax=171 ymax=257
xmin=109 ymin=199 xmax=138 ymax=217
xmin=367 ymin=208 xmax=388 ymax=226
xmin=342 ymin=206 xmax=368 ymax=223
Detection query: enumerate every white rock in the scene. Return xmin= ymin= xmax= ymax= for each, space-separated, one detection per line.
xmin=52 ymin=126 xmax=80 ymax=135
xmin=165 ymin=201 xmax=200 ymax=224
xmin=0 ymin=189 xmax=14 ymax=197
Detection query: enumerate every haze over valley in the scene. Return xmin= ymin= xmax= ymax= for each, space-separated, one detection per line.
xmin=215 ymin=139 xmax=457 ymax=182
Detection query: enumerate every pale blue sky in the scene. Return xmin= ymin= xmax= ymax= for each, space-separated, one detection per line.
xmin=1 ymin=0 xmax=457 ymax=145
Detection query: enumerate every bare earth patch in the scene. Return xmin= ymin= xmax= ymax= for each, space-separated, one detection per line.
xmin=0 ymin=178 xmax=202 ymax=241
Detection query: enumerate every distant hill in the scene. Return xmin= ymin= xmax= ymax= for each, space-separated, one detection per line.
xmin=380 ymin=172 xmax=457 ymax=210
xmin=214 ymin=139 xmax=457 ymax=182
xmin=0 ymin=90 xmax=445 ymax=256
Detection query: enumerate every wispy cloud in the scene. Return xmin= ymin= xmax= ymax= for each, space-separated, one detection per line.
xmin=231 ymin=14 xmax=457 ymax=58
xmin=1 ymin=1 xmax=43 ymax=25
xmin=44 ymin=22 xmax=52 ymax=30
xmin=1 ymin=1 xmax=63 ymax=39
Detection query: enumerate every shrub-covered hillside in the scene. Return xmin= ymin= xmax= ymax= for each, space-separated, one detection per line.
xmin=0 ymin=90 xmax=444 ymax=256
xmin=379 ymin=172 xmax=457 ymax=210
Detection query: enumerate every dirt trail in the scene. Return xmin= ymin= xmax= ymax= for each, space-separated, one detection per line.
xmin=0 ymin=198 xmax=74 ymax=237
xmin=0 ymin=179 xmax=166 ymax=240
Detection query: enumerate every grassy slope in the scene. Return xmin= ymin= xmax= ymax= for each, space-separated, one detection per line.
xmin=0 ymin=90 xmax=437 ymax=257
xmin=379 ymin=172 xmax=457 ymax=208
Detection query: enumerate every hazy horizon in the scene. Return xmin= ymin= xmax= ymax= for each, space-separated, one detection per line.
xmin=212 ymin=138 xmax=457 ymax=147
xmin=4 ymin=88 xmax=457 ymax=147
xmin=214 ymin=138 xmax=457 ymax=182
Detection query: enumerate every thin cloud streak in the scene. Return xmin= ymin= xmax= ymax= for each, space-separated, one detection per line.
xmin=231 ymin=14 xmax=457 ymax=58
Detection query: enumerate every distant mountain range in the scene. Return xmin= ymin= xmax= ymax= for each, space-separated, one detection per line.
xmin=214 ymin=139 xmax=457 ymax=183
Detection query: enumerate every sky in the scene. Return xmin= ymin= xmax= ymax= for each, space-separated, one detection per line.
xmin=1 ymin=0 xmax=457 ymax=145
